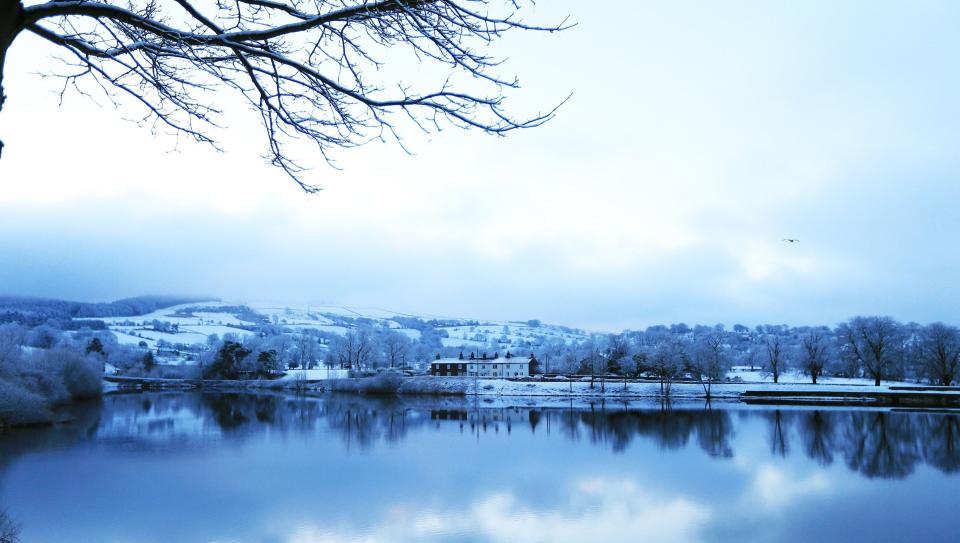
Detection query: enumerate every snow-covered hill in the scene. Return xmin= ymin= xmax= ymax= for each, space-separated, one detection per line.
xmin=89 ymin=300 xmax=595 ymax=362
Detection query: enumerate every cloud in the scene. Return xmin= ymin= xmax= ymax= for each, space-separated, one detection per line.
xmin=2 ymin=1 xmax=960 ymax=328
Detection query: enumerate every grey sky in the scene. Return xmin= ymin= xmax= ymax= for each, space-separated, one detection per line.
xmin=1 ymin=0 xmax=959 ymax=331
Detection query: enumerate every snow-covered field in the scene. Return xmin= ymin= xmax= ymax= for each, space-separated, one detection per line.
xmin=109 ymin=325 xmax=253 ymax=348
xmin=725 ymin=366 xmax=911 ymax=386
xmin=91 ymin=300 xmax=591 ymax=357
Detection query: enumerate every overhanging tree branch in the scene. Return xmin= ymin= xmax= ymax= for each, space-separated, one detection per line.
xmin=0 ymin=0 xmax=572 ymax=191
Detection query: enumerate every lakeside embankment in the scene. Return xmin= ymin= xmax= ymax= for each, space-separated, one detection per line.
xmin=101 ymin=374 xmax=960 ymax=408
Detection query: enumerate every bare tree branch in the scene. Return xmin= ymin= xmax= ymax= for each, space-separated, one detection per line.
xmin=0 ymin=0 xmax=570 ymax=191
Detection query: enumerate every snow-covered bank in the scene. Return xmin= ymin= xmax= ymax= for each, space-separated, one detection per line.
xmin=383 ymin=377 xmax=960 ymax=407
xmin=99 ymin=374 xmax=960 ymax=407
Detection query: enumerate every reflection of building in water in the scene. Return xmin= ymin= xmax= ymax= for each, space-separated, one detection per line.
xmin=430 ymin=354 xmax=537 ymax=378
xmin=431 ymin=409 xmax=468 ymax=421
xmin=431 ymin=407 xmax=536 ymax=434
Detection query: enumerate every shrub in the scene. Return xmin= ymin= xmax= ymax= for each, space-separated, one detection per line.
xmin=0 ymin=379 xmax=53 ymax=428
xmin=363 ymin=372 xmax=403 ymax=394
xmin=397 ymin=376 xmax=468 ymax=396
xmin=328 ymin=372 xmax=403 ymax=395
xmin=17 ymin=369 xmax=70 ymax=406
xmin=61 ymin=357 xmax=103 ymax=400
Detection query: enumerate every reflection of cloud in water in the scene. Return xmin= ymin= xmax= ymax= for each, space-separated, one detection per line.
xmin=750 ymin=464 xmax=831 ymax=509
xmin=280 ymin=478 xmax=711 ymax=543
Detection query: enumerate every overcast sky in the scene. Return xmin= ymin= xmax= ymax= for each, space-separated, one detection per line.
xmin=1 ymin=0 xmax=959 ymax=331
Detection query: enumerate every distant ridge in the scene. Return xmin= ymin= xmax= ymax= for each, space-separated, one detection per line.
xmin=0 ymin=295 xmax=219 ymax=325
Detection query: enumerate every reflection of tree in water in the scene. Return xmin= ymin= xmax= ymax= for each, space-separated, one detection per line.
xmin=765 ymin=410 xmax=790 ymax=458
xmin=5 ymin=392 xmax=960 ymax=482
xmin=762 ymin=410 xmax=960 ymax=479
xmin=797 ymin=411 xmax=836 ymax=466
xmin=199 ymin=393 xmax=419 ymax=449
xmin=842 ymin=411 xmax=921 ymax=479
xmin=920 ymin=414 xmax=960 ymax=473
xmin=697 ymin=410 xmax=735 ymax=458
xmin=124 ymin=397 xmax=960 ymax=477
xmin=322 ymin=398 xmax=412 ymax=450
xmin=204 ymin=394 xmax=253 ymax=429
xmin=574 ymin=404 xmax=734 ymax=458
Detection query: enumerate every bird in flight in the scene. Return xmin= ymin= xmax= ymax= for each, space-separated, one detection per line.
xmin=782 ymin=238 xmax=800 ymax=243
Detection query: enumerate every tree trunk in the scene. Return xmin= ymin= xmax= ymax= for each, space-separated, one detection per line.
xmin=874 ymin=375 xmax=881 ymax=386
xmin=0 ymin=0 xmax=25 ymax=155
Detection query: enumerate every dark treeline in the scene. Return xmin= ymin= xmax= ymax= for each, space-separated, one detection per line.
xmin=0 ymin=295 xmax=217 ymax=326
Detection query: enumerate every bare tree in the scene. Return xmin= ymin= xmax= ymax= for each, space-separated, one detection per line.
xmin=649 ymin=339 xmax=685 ymax=398
xmin=764 ymin=335 xmax=785 ymax=384
xmin=538 ymin=337 xmax=566 ymax=375
xmin=691 ymin=333 xmax=728 ymax=399
xmin=838 ymin=316 xmax=902 ymax=387
xmin=799 ymin=329 xmax=831 ymax=384
xmin=0 ymin=509 xmax=19 ymax=543
xmin=381 ymin=329 xmax=410 ymax=368
xmin=0 ymin=0 xmax=569 ymax=188
xmin=918 ymin=323 xmax=960 ymax=386
xmin=292 ymin=332 xmax=320 ymax=369
xmin=334 ymin=328 xmax=374 ymax=370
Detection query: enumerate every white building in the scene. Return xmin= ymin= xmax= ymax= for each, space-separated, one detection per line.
xmin=430 ymin=354 xmax=535 ymax=378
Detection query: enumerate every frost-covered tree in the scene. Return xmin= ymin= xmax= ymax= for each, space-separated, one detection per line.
xmin=691 ymin=333 xmax=728 ymax=399
xmin=604 ymin=333 xmax=630 ymax=375
xmin=380 ymin=329 xmax=410 ymax=368
xmin=838 ymin=316 xmax=903 ymax=386
xmin=332 ymin=329 xmax=374 ymax=370
xmin=292 ymin=332 xmax=321 ymax=369
xmin=537 ymin=337 xmax=566 ymax=375
xmin=0 ymin=323 xmax=26 ymax=367
xmin=799 ymin=329 xmax=831 ymax=384
xmin=648 ymin=339 xmax=685 ymax=398
xmin=917 ymin=323 xmax=960 ymax=386
xmin=764 ymin=335 xmax=786 ymax=384
xmin=0 ymin=0 xmax=567 ymax=189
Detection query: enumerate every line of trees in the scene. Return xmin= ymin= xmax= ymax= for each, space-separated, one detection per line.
xmin=6 ymin=306 xmax=959 ymax=391
xmin=517 ymin=316 xmax=960 ymax=392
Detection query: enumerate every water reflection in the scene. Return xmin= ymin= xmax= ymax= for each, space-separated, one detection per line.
xmin=11 ymin=393 xmax=953 ymax=480
xmin=0 ymin=393 xmax=958 ymax=543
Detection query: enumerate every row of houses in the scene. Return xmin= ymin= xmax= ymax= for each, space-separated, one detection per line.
xmin=430 ymin=354 xmax=537 ymax=378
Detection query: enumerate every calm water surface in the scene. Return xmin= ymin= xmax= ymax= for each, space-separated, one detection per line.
xmin=1 ymin=392 xmax=958 ymax=542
